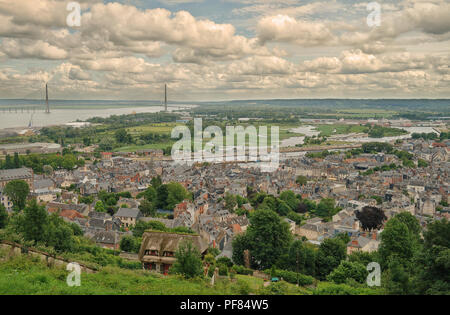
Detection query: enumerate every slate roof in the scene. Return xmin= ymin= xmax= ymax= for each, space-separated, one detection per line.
xmin=0 ymin=168 xmax=33 ymax=181
xmin=115 ymin=208 xmax=141 ymax=218
xmin=91 ymin=231 xmax=120 ymax=245
xmin=34 ymin=178 xmax=54 ymax=190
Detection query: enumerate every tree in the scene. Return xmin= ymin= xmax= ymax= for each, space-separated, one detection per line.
xmin=348 ymin=251 xmax=378 ymax=267
xmin=13 ymin=152 xmax=21 ymax=168
xmin=422 ymin=218 xmax=449 ymax=249
xmin=115 ymin=129 xmax=132 ymax=144
xmin=413 ymin=219 xmax=450 ymax=294
xmin=385 ymin=258 xmax=411 ymax=295
xmin=284 ymin=240 xmax=316 ymax=276
xmin=99 ymin=136 xmax=115 ymax=151
xmin=5 ymin=154 xmax=13 ymax=169
xmin=143 ymin=186 xmax=157 ymax=202
xmin=335 ymin=232 xmax=351 ymax=245
xmin=62 ymin=154 xmax=77 ymax=170
xmin=94 ymin=201 xmax=106 ymax=213
xmin=316 ymin=198 xmax=337 ymax=219
xmin=44 ymin=213 xmax=75 ymax=252
xmin=327 ymin=261 xmax=368 ymax=284
xmin=276 ymin=200 xmax=291 ymax=216
xmin=156 ymin=184 xmax=169 ymax=209
xmin=120 ymin=235 xmax=141 ymax=253
xmin=0 ymin=204 xmax=8 ymax=229
xmin=139 ymin=199 xmax=156 ymax=217
xmin=83 ymin=137 xmax=91 ymax=146
xmin=150 ymin=176 xmax=162 ymax=189
xmin=217 ymin=256 xmax=233 ymax=268
xmin=279 ymin=190 xmax=299 ymax=211
xmin=296 ymin=175 xmax=308 ymax=186
xmin=207 ymin=247 xmax=220 ymax=257
xmin=232 ymin=233 xmax=251 ymax=266
xmin=69 ymin=222 xmax=83 ymax=236
xmin=355 ymin=206 xmax=387 ymax=231
xmin=19 ymin=199 xmax=48 ymax=244
xmin=43 ymin=165 xmax=54 ymax=176
xmin=417 ymin=159 xmax=428 ymax=168
xmin=245 ymin=209 xmax=292 ymax=270
xmin=4 ymin=180 xmax=30 ymax=211
xmin=394 ymin=212 xmax=421 ymax=238
xmin=224 ymin=193 xmax=237 ymax=212
xmin=296 ymin=201 xmax=309 ymax=213
xmin=379 ymin=217 xmax=415 ymax=268
xmin=79 ymin=196 xmax=93 ymax=205
xmin=106 ymin=196 xmax=117 ymax=206
xmin=171 ymin=240 xmax=204 ymax=278
xmin=235 ymin=195 xmax=247 ymax=208
xmin=166 ymin=182 xmax=191 ymax=210
xmin=258 ymin=195 xmax=277 ymax=211
xmin=315 ymin=238 xmax=347 ymax=280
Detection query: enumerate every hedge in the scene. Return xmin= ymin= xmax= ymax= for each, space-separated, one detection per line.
xmin=232 ymin=265 xmax=253 ymax=275
xmin=264 ymin=268 xmax=314 ymax=286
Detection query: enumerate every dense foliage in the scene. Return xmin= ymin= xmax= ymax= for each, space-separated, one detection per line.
xmin=170 ymin=240 xmax=204 ymax=279
xmin=3 ymin=180 xmax=30 ymax=211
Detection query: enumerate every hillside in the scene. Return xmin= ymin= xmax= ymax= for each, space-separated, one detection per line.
xmin=0 ymin=249 xmax=313 ymax=295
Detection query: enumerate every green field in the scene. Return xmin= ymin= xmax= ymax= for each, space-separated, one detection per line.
xmin=114 ymin=122 xmax=304 ymax=152
xmin=125 ymin=123 xmax=181 ymax=136
xmin=315 ymin=124 xmax=368 ymax=137
xmin=335 ymin=109 xmax=399 ymax=118
xmin=114 ymin=142 xmax=175 ymax=152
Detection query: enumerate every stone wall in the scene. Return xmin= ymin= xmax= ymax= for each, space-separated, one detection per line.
xmin=0 ymin=240 xmax=97 ymax=274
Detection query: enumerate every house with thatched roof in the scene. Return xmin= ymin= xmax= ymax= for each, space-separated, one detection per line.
xmin=138 ymin=230 xmax=208 ymax=275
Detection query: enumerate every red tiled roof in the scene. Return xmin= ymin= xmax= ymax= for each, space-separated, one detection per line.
xmin=59 ymin=209 xmax=84 ymax=220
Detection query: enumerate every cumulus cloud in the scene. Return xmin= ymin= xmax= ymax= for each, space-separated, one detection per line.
xmin=0 ymin=39 xmax=68 ymax=60
xmin=69 ymin=67 xmax=91 ymax=81
xmin=257 ymin=15 xmax=334 ymax=46
xmin=0 ymin=0 xmax=448 ymax=99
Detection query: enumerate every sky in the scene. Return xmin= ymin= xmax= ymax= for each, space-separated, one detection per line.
xmin=0 ymin=0 xmax=449 ymax=101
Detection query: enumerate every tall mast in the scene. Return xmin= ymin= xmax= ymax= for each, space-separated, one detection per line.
xmin=45 ymin=83 xmax=50 ymax=114
xmin=164 ymin=84 xmax=167 ymax=112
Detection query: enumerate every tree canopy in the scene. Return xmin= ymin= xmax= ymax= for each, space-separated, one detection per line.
xmin=4 ymin=180 xmax=30 ymax=211
xmin=233 ymin=209 xmax=292 ymax=270
xmin=171 ymin=240 xmax=204 ymax=279
xmin=355 ymin=206 xmax=387 ymax=231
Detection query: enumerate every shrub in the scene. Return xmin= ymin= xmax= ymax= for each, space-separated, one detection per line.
xmin=216 ymin=256 xmax=233 ymax=268
xmin=264 ymin=268 xmax=314 ymax=286
xmin=208 ymin=265 xmax=216 ymax=278
xmin=234 ymin=280 xmax=251 ymax=295
xmin=218 ymin=265 xmax=228 ymax=276
xmin=261 ymin=282 xmax=289 ymax=295
xmin=327 ymin=261 xmax=368 ymax=284
xmin=313 ymin=283 xmax=378 ymax=295
xmin=171 ymin=240 xmax=204 ymax=279
xmin=232 ymin=265 xmax=253 ymax=275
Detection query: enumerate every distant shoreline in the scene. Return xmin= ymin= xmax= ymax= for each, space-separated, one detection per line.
xmin=0 ymin=104 xmax=197 ymax=130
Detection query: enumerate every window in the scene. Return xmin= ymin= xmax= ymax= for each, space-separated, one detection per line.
xmin=144 ymin=250 xmax=159 ymax=256
xmin=163 ymin=251 xmax=174 ymax=257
